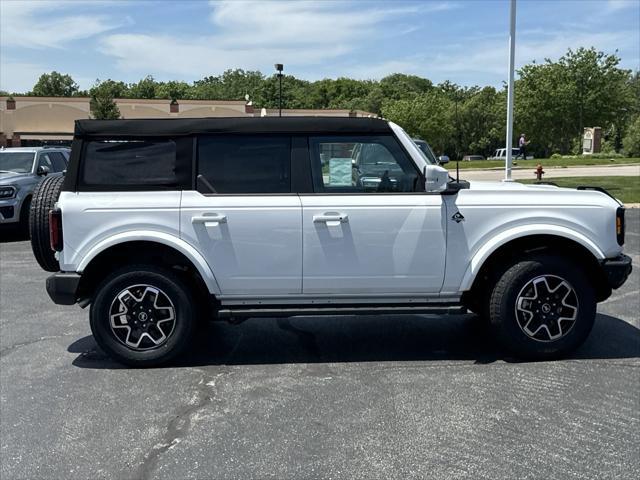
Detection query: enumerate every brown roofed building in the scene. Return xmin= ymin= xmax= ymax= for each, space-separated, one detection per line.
xmin=0 ymin=96 xmax=375 ymax=147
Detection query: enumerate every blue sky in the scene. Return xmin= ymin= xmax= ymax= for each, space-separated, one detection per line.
xmin=1 ymin=0 xmax=638 ymax=93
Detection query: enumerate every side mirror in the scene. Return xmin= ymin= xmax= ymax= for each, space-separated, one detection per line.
xmin=37 ymin=165 xmax=50 ymax=176
xmin=424 ymin=164 xmax=448 ymax=192
xmin=438 ymin=155 xmax=450 ymax=165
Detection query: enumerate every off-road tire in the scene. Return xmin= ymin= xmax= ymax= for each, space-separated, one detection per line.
xmin=29 ymin=175 xmax=64 ymax=272
xmin=90 ymin=265 xmax=196 ymax=367
xmin=489 ymin=254 xmax=596 ymax=360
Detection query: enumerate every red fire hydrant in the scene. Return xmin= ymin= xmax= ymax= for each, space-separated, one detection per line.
xmin=534 ymin=164 xmax=545 ymax=181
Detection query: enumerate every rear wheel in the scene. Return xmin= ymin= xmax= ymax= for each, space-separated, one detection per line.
xmin=489 ymin=254 xmax=596 ymax=359
xmin=29 ymin=175 xmax=64 ymax=271
xmin=90 ymin=265 xmax=196 ymax=367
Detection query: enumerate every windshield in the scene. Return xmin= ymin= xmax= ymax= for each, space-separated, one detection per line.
xmin=393 ymin=125 xmax=435 ymax=165
xmin=411 ymin=139 xmax=437 ymax=165
xmin=0 ymin=152 xmax=35 ymax=174
xmin=422 ymin=142 xmax=438 ymax=164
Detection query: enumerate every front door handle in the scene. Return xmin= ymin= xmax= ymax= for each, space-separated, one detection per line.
xmin=192 ymin=214 xmax=227 ymax=226
xmin=313 ymin=213 xmax=348 ymax=226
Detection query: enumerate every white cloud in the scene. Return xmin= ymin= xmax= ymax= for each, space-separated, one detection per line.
xmin=207 ymin=0 xmax=454 ymax=47
xmin=606 ymin=0 xmax=639 ymax=11
xmin=98 ymin=0 xmax=455 ymax=79
xmin=100 ymin=33 xmax=354 ymax=77
xmin=335 ymin=58 xmax=425 ymax=81
xmin=0 ymin=0 xmax=121 ymax=49
xmin=421 ymin=29 xmax=639 ymax=85
xmin=0 ymin=61 xmax=45 ymax=92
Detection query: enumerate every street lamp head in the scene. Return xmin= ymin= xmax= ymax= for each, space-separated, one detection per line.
xmin=274 ymin=63 xmax=284 ymax=72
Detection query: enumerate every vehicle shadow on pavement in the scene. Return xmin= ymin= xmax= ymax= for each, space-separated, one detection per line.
xmin=0 ymin=225 xmax=29 ymax=243
xmin=68 ymin=312 xmax=639 ymax=369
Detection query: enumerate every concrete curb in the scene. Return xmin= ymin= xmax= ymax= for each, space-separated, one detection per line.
xmin=624 ymin=203 xmax=640 ymax=208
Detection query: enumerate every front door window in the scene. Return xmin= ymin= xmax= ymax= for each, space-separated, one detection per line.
xmin=309 ymin=136 xmax=420 ymax=194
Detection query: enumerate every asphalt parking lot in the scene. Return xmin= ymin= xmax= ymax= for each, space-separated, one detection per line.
xmin=1 ymin=211 xmax=639 ymax=480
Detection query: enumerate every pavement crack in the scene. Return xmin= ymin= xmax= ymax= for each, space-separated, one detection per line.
xmin=0 ymin=334 xmax=75 ymax=359
xmin=136 ymin=369 xmax=229 ymax=480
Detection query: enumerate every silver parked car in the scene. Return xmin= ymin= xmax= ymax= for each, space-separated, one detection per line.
xmin=0 ymin=147 xmax=70 ymax=231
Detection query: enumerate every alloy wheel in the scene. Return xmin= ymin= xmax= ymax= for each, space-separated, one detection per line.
xmin=109 ymin=284 xmax=176 ymax=350
xmin=514 ymin=275 xmax=579 ymax=342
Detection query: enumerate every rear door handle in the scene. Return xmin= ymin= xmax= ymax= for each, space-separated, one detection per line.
xmin=192 ymin=214 xmax=227 ymax=226
xmin=313 ymin=213 xmax=348 ymax=226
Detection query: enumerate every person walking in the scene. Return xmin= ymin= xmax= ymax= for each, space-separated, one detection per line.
xmin=518 ymin=133 xmax=530 ymax=159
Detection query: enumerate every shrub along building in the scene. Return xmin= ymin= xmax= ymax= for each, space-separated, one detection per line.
xmin=0 ymin=96 xmax=375 ymax=147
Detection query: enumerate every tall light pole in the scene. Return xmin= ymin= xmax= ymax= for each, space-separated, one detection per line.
xmin=504 ymin=0 xmax=516 ymax=182
xmin=275 ymin=63 xmax=283 ymax=117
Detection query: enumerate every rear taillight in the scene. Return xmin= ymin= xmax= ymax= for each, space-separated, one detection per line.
xmin=49 ymin=208 xmax=63 ymax=252
xmin=616 ymin=207 xmax=625 ymax=246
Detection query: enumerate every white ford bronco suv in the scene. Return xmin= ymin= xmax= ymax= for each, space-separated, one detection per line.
xmin=31 ymin=117 xmax=631 ymax=367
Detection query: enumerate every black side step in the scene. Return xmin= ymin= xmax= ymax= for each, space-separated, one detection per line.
xmin=217 ymin=304 xmax=466 ymax=320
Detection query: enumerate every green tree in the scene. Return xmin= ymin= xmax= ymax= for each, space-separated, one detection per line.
xmin=628 ymin=71 xmax=640 ymax=116
xmin=89 ymin=79 xmax=123 ymax=119
xmin=306 ymin=78 xmax=375 ymax=109
xmin=382 ymin=91 xmax=454 ymax=155
xmin=192 ymin=75 xmax=222 ymax=99
xmin=90 ymin=79 xmax=128 ymax=98
xmin=31 ymin=71 xmax=79 ymax=96
xmin=157 ymin=81 xmax=192 ymax=101
xmin=193 ymin=69 xmax=266 ymax=100
xmin=623 ymin=115 xmax=640 ymax=157
xmin=258 ymin=74 xmax=311 ymax=109
xmin=379 ymin=74 xmax=433 ymax=100
xmin=515 ymin=48 xmax=632 ymax=156
xmin=340 ymin=87 xmax=386 ymax=115
xmin=221 ymin=69 xmax=267 ymax=100
xmin=129 ymin=75 xmax=158 ymax=99
xmin=457 ymin=86 xmax=505 ymax=157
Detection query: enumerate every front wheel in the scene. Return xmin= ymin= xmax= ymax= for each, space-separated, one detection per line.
xmin=489 ymin=254 xmax=596 ymax=359
xmin=90 ymin=265 xmax=195 ymax=367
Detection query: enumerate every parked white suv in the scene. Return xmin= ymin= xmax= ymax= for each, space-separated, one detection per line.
xmin=32 ymin=118 xmax=631 ymax=366
xmin=489 ymin=147 xmax=533 ymax=160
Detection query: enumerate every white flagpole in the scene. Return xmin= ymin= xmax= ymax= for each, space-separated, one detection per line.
xmin=504 ymin=0 xmax=516 ymax=182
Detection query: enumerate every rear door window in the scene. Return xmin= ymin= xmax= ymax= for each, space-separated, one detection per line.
xmin=197 ymin=135 xmax=291 ymax=194
xmin=81 ymin=139 xmax=179 ymax=187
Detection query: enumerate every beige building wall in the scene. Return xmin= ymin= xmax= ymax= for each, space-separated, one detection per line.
xmin=0 ymin=97 xmax=375 ymax=146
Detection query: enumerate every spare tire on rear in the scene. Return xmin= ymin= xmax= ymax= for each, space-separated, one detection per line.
xmin=30 ymin=175 xmax=65 ymax=272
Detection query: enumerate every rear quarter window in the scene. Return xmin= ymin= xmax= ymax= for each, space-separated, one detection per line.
xmin=80 ymin=139 xmax=186 ymax=189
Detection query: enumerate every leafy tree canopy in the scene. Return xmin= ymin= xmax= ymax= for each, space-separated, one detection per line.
xmin=31 ymin=71 xmax=79 ymax=97
xmin=23 ymin=48 xmax=638 ymax=157
xmin=89 ymin=79 xmax=122 ymax=120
